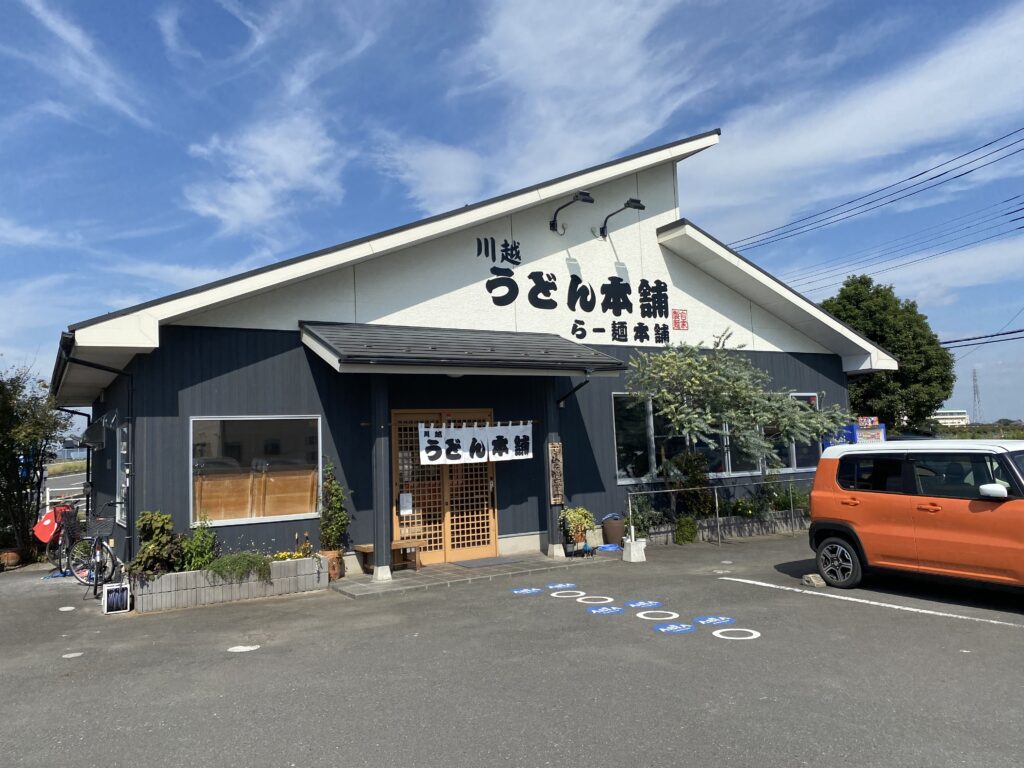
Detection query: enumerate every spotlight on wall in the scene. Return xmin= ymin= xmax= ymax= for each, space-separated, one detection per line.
xmin=548 ymin=190 xmax=595 ymax=234
xmin=598 ymin=198 xmax=645 ymax=238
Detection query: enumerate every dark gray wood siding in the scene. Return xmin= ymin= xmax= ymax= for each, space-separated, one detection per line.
xmin=95 ymin=326 xmax=849 ymax=553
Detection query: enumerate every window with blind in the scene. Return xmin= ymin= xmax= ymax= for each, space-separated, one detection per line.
xmin=191 ymin=417 xmax=320 ymax=524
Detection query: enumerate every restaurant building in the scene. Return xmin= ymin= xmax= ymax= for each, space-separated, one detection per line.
xmin=50 ymin=129 xmax=896 ymax=579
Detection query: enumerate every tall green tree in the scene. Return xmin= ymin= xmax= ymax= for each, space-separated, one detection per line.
xmin=821 ymin=275 xmax=955 ymax=430
xmin=0 ymin=366 xmax=70 ymax=554
xmin=627 ymin=333 xmax=849 ymax=468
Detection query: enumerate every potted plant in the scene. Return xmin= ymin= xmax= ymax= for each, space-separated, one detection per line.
xmin=558 ymin=506 xmax=595 ymax=553
xmin=0 ymin=527 xmax=22 ymax=569
xmin=319 ymin=461 xmax=350 ymax=580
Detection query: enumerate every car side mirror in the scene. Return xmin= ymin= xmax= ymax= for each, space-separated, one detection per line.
xmin=979 ymin=483 xmax=1008 ymax=500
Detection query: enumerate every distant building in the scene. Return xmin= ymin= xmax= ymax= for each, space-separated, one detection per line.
xmin=933 ymin=409 xmax=970 ymax=427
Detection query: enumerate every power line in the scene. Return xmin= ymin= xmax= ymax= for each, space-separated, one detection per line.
xmin=777 ymin=194 xmax=1024 ymax=278
xmin=783 ymin=198 xmax=1024 ymax=284
xmin=956 ymin=303 xmax=1024 ymax=362
xmin=941 ymin=327 xmax=1024 ymax=344
xmin=792 ymin=215 xmax=1024 ymax=289
xmin=800 ymin=225 xmax=1024 ymax=294
xmin=729 ymin=126 xmax=1024 ymax=248
xmin=944 ymin=334 xmax=1024 ymax=350
xmin=737 ymin=140 xmax=1024 ymax=250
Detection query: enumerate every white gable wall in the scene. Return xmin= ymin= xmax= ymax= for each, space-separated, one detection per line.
xmin=177 ymin=164 xmax=828 ymax=355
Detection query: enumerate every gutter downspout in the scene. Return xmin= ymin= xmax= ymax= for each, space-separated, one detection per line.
xmin=63 ymin=354 xmax=135 ymax=561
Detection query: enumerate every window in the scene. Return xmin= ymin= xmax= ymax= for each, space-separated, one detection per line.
xmin=613 ymin=395 xmax=651 ymax=479
xmin=910 ymin=453 xmax=1016 ymax=499
xmin=791 ymin=393 xmax=822 ymax=469
xmin=116 ymin=422 xmax=129 ymax=526
xmin=191 ymin=417 xmax=320 ymax=524
xmin=837 ymin=455 xmax=904 ymax=492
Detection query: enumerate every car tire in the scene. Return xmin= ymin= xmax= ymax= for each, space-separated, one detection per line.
xmin=816 ymin=536 xmax=862 ymax=589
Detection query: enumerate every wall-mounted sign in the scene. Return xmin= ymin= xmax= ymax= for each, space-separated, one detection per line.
xmin=418 ymin=422 xmax=533 ymax=465
xmin=857 ymin=416 xmax=879 ymax=427
xmin=548 ymin=442 xmax=564 ymax=505
xmin=473 ymin=237 xmax=680 ymax=345
xmin=398 ymin=492 xmax=413 ymax=516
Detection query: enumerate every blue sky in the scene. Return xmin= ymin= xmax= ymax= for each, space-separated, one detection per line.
xmin=2 ymin=0 xmax=1023 ymax=419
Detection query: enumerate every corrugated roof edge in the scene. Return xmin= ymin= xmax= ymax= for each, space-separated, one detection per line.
xmin=68 ymin=128 xmax=721 ymax=332
xmin=656 ymin=218 xmax=899 ymax=367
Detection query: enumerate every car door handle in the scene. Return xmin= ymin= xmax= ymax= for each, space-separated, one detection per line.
xmin=916 ymin=503 xmax=942 ymax=513
xmin=840 ymin=498 xmax=860 ymax=507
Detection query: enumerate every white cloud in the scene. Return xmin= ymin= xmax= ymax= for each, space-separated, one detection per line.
xmin=156 ymin=6 xmax=202 ymax=63
xmin=680 ymin=1 xmax=1024 ymax=240
xmin=375 ymin=133 xmax=487 ymax=215
xmin=0 ymin=215 xmax=60 ymax=247
xmin=183 ymin=111 xmax=346 ymax=234
xmin=378 ymin=0 xmax=711 ymax=214
xmin=8 ymin=0 xmax=149 ymax=126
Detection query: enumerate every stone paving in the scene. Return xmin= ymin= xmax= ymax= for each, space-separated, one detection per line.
xmin=331 ymin=551 xmax=618 ymax=599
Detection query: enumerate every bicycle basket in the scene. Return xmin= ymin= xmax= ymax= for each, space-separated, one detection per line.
xmin=60 ymin=508 xmax=81 ymax=539
xmin=87 ymin=516 xmax=116 ymax=538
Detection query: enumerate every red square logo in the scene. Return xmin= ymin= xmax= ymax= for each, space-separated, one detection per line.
xmin=671 ymin=309 xmax=688 ymax=331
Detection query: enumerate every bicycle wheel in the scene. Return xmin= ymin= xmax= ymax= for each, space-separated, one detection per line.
xmin=92 ymin=541 xmax=118 ymax=597
xmin=67 ymin=538 xmax=99 ymax=585
xmin=45 ymin=532 xmax=63 ymax=571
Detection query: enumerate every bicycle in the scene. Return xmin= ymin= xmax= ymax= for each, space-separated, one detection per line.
xmin=42 ymin=502 xmax=80 ymax=575
xmin=67 ymin=501 xmax=123 ymax=596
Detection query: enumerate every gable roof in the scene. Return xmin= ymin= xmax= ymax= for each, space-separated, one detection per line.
xmin=656 ymin=219 xmax=898 ymax=373
xmin=52 ymin=128 xmax=720 ymax=404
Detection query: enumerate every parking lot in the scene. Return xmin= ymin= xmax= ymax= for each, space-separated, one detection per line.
xmin=2 ymin=534 xmax=1022 ymax=767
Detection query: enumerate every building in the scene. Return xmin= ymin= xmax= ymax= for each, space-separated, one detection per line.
xmin=932 ymin=409 xmax=970 ymax=427
xmin=50 ymin=129 xmax=896 ymax=579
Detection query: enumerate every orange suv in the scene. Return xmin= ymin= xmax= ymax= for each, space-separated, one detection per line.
xmin=809 ymin=440 xmax=1024 ymax=588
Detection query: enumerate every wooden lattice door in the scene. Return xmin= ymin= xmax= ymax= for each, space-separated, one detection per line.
xmin=392 ymin=409 xmax=497 ymax=565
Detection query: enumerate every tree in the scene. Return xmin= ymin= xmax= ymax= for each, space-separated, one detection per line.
xmin=0 ymin=366 xmax=71 ymax=555
xmin=626 ymin=333 xmax=849 ymax=469
xmin=821 ymin=276 xmax=955 ymax=430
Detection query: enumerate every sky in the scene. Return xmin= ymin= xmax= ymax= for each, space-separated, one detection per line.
xmin=1 ymin=0 xmax=1023 ymax=419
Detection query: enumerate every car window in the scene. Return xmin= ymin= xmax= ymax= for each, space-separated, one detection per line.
xmin=836 ymin=456 xmax=904 ymax=492
xmin=1010 ymin=452 xmax=1024 ymax=479
xmin=910 ymin=453 xmax=1001 ymax=499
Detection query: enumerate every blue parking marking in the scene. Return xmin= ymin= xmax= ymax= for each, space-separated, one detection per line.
xmin=511 ymin=587 xmax=543 ymax=595
xmin=625 ymin=600 xmax=663 ymax=609
xmin=588 ymin=606 xmax=625 ymax=616
xmin=546 ymin=582 xmax=576 ymax=589
xmin=693 ymin=615 xmax=735 ymax=626
xmin=653 ymin=622 xmax=697 ymax=634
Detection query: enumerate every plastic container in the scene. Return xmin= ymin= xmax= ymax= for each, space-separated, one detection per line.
xmin=601 ymin=513 xmax=626 ymax=545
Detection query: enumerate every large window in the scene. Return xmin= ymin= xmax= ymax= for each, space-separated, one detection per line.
xmin=612 ymin=392 xmax=824 ymax=483
xmin=191 ymin=417 xmax=320 ymax=524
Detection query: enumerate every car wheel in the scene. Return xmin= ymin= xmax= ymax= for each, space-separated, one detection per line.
xmin=816 ymin=536 xmax=862 ymax=589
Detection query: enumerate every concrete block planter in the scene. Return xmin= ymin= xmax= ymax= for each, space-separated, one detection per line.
xmin=134 ymin=556 xmax=327 ymax=614
xmin=645 ymin=510 xmax=810 ymax=545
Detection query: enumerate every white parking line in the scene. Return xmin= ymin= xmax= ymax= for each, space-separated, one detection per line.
xmin=719 ymin=577 xmax=1024 ymax=629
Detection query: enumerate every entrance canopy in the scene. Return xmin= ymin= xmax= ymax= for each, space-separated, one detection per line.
xmin=300 ymin=322 xmax=627 ymax=377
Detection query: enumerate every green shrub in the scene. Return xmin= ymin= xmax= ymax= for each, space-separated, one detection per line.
xmin=559 ymin=506 xmax=596 ymax=541
xmin=674 ymin=515 xmax=698 ymax=544
xmin=319 ymin=462 xmax=350 ymax=551
xmin=664 ymin=453 xmax=716 ymax=518
xmin=732 ymin=498 xmax=756 ymax=518
xmin=126 ymin=511 xmax=184 ymax=580
xmin=627 ymin=494 xmax=660 ymax=539
xmin=206 ymin=551 xmax=271 ymax=583
xmin=181 ymin=517 xmax=218 ymax=571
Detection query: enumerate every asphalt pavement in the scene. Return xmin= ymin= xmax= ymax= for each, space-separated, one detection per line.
xmin=2 ymin=534 xmax=1022 ymax=768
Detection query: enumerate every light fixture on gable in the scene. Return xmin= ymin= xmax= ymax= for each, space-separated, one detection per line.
xmin=548 ymin=190 xmax=595 ymax=235
xmin=598 ymin=198 xmax=645 ymax=238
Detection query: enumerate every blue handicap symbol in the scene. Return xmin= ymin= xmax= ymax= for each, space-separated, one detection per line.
xmin=546 ymin=582 xmax=576 ymax=590
xmin=693 ymin=615 xmax=735 ymax=626
xmin=588 ymin=606 xmax=624 ymax=616
xmin=653 ymin=622 xmax=696 ymax=635
xmin=511 ymin=587 xmax=543 ymax=595
xmin=625 ymin=600 xmax=663 ymax=609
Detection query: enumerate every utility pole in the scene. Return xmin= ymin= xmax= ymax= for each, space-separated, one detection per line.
xmin=972 ymin=368 xmax=984 ymax=425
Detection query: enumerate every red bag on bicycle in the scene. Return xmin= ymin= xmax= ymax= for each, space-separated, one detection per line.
xmin=34 ymin=508 xmax=61 ymax=544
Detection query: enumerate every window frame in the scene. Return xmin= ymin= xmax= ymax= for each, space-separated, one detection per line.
xmin=188 ymin=415 xmax=323 ymax=528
